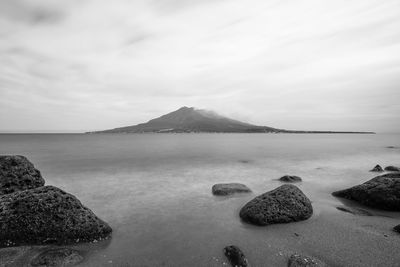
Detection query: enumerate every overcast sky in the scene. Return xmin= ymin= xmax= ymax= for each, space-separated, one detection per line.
xmin=0 ymin=0 xmax=399 ymax=133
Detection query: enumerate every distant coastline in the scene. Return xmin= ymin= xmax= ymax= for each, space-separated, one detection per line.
xmin=87 ymin=106 xmax=375 ymax=135
xmin=86 ymin=130 xmax=375 ymax=134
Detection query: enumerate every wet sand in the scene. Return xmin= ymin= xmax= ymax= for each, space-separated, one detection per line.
xmin=2 ymin=179 xmax=400 ymax=267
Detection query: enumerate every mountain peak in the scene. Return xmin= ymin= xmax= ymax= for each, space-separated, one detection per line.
xmin=93 ymin=106 xmax=276 ymax=133
xmin=178 ymin=106 xmax=194 ymax=110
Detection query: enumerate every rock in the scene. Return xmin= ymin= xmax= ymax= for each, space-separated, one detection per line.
xmin=0 ymin=185 xmax=112 ymax=247
xmin=239 ymin=184 xmax=313 ymax=226
xmin=279 ymin=175 xmax=302 ymax=183
xmin=212 ymin=183 xmax=251 ymax=196
xmin=332 ymin=173 xmax=400 ymax=211
xmin=394 ymin=224 xmax=400 ymax=233
xmin=384 ymin=166 xmax=400 ymax=172
xmin=336 ymin=206 xmax=373 ymax=216
xmin=288 ymin=254 xmax=326 ymax=267
xmin=223 ymin=245 xmax=249 ymax=267
xmin=30 ymin=248 xmax=84 ymax=267
xmin=369 ymin=165 xmax=383 ymax=172
xmin=0 ymin=155 xmax=45 ymax=195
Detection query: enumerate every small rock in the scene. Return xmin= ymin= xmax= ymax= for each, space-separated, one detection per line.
xmin=288 ymin=254 xmax=326 ymax=267
xmin=384 ymin=166 xmax=400 ymax=172
xmin=212 ymin=183 xmax=252 ymax=196
xmin=0 ymin=155 xmax=45 ymax=195
xmin=332 ymin=173 xmax=400 ymax=211
xmin=279 ymin=175 xmax=302 ymax=183
xmin=239 ymin=184 xmax=313 ymax=226
xmin=30 ymin=248 xmax=84 ymax=267
xmin=223 ymin=245 xmax=249 ymax=267
xmin=336 ymin=206 xmax=373 ymax=216
xmin=393 ymin=224 xmax=400 ymax=233
xmin=369 ymin=165 xmax=383 ymax=172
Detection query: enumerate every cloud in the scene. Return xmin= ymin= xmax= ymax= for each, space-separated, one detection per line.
xmin=0 ymin=0 xmax=400 ymax=132
xmin=0 ymin=0 xmax=67 ymax=24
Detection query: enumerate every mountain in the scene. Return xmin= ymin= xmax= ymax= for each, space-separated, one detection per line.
xmin=88 ymin=106 xmax=374 ymax=134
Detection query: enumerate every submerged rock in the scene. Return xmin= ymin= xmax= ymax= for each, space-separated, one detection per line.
xmin=0 ymin=185 xmax=112 ymax=247
xmin=394 ymin=224 xmax=400 ymax=233
xmin=336 ymin=206 xmax=373 ymax=216
xmin=279 ymin=175 xmax=302 ymax=183
xmin=0 ymin=155 xmax=45 ymax=195
xmin=223 ymin=245 xmax=249 ymax=267
xmin=30 ymin=248 xmax=84 ymax=267
xmin=369 ymin=165 xmax=383 ymax=172
xmin=288 ymin=254 xmax=326 ymax=267
xmin=384 ymin=166 xmax=400 ymax=172
xmin=239 ymin=184 xmax=313 ymax=226
xmin=212 ymin=183 xmax=251 ymax=196
xmin=332 ymin=173 xmax=400 ymax=211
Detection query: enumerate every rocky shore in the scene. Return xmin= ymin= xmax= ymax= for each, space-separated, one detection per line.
xmin=212 ymin=163 xmax=400 ymax=266
xmin=0 ymin=155 xmax=112 ymax=265
xmin=2 ymin=153 xmax=400 ymax=266
xmin=213 ymin=178 xmax=319 ymax=266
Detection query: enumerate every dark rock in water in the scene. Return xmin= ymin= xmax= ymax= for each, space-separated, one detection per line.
xmin=223 ymin=245 xmax=249 ymax=267
xmin=30 ymin=248 xmax=84 ymax=267
xmin=369 ymin=165 xmax=383 ymax=172
xmin=336 ymin=206 xmax=373 ymax=216
xmin=239 ymin=184 xmax=313 ymax=226
xmin=288 ymin=254 xmax=326 ymax=267
xmin=384 ymin=166 xmax=400 ymax=172
xmin=394 ymin=224 xmax=400 ymax=233
xmin=279 ymin=175 xmax=302 ymax=183
xmin=212 ymin=183 xmax=251 ymax=196
xmin=0 ymin=185 xmax=112 ymax=247
xmin=0 ymin=155 xmax=45 ymax=195
xmin=386 ymin=146 xmax=399 ymax=149
xmin=332 ymin=173 xmax=400 ymax=211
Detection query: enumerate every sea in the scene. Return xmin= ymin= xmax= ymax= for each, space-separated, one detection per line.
xmin=0 ymin=133 xmax=400 ymax=267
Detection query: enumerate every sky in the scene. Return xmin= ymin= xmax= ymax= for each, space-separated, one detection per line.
xmin=0 ymin=0 xmax=399 ymax=133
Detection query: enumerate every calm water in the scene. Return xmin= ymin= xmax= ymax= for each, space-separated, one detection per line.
xmin=1 ymin=133 xmax=400 ymax=266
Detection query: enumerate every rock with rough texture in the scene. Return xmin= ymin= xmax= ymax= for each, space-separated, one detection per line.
xmin=0 ymin=185 xmax=112 ymax=247
xmin=288 ymin=254 xmax=326 ymax=267
xmin=370 ymin=165 xmax=383 ymax=172
xmin=384 ymin=166 xmax=400 ymax=172
xmin=223 ymin=245 xmax=249 ymax=267
xmin=30 ymin=248 xmax=84 ymax=267
xmin=239 ymin=184 xmax=313 ymax=226
xmin=0 ymin=155 xmax=45 ymax=195
xmin=212 ymin=183 xmax=251 ymax=196
xmin=332 ymin=173 xmax=400 ymax=211
xmin=394 ymin=224 xmax=400 ymax=233
xmin=279 ymin=175 xmax=302 ymax=183
xmin=336 ymin=206 xmax=373 ymax=216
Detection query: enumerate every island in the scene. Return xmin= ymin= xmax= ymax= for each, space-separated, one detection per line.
xmin=87 ymin=106 xmax=375 ymax=134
